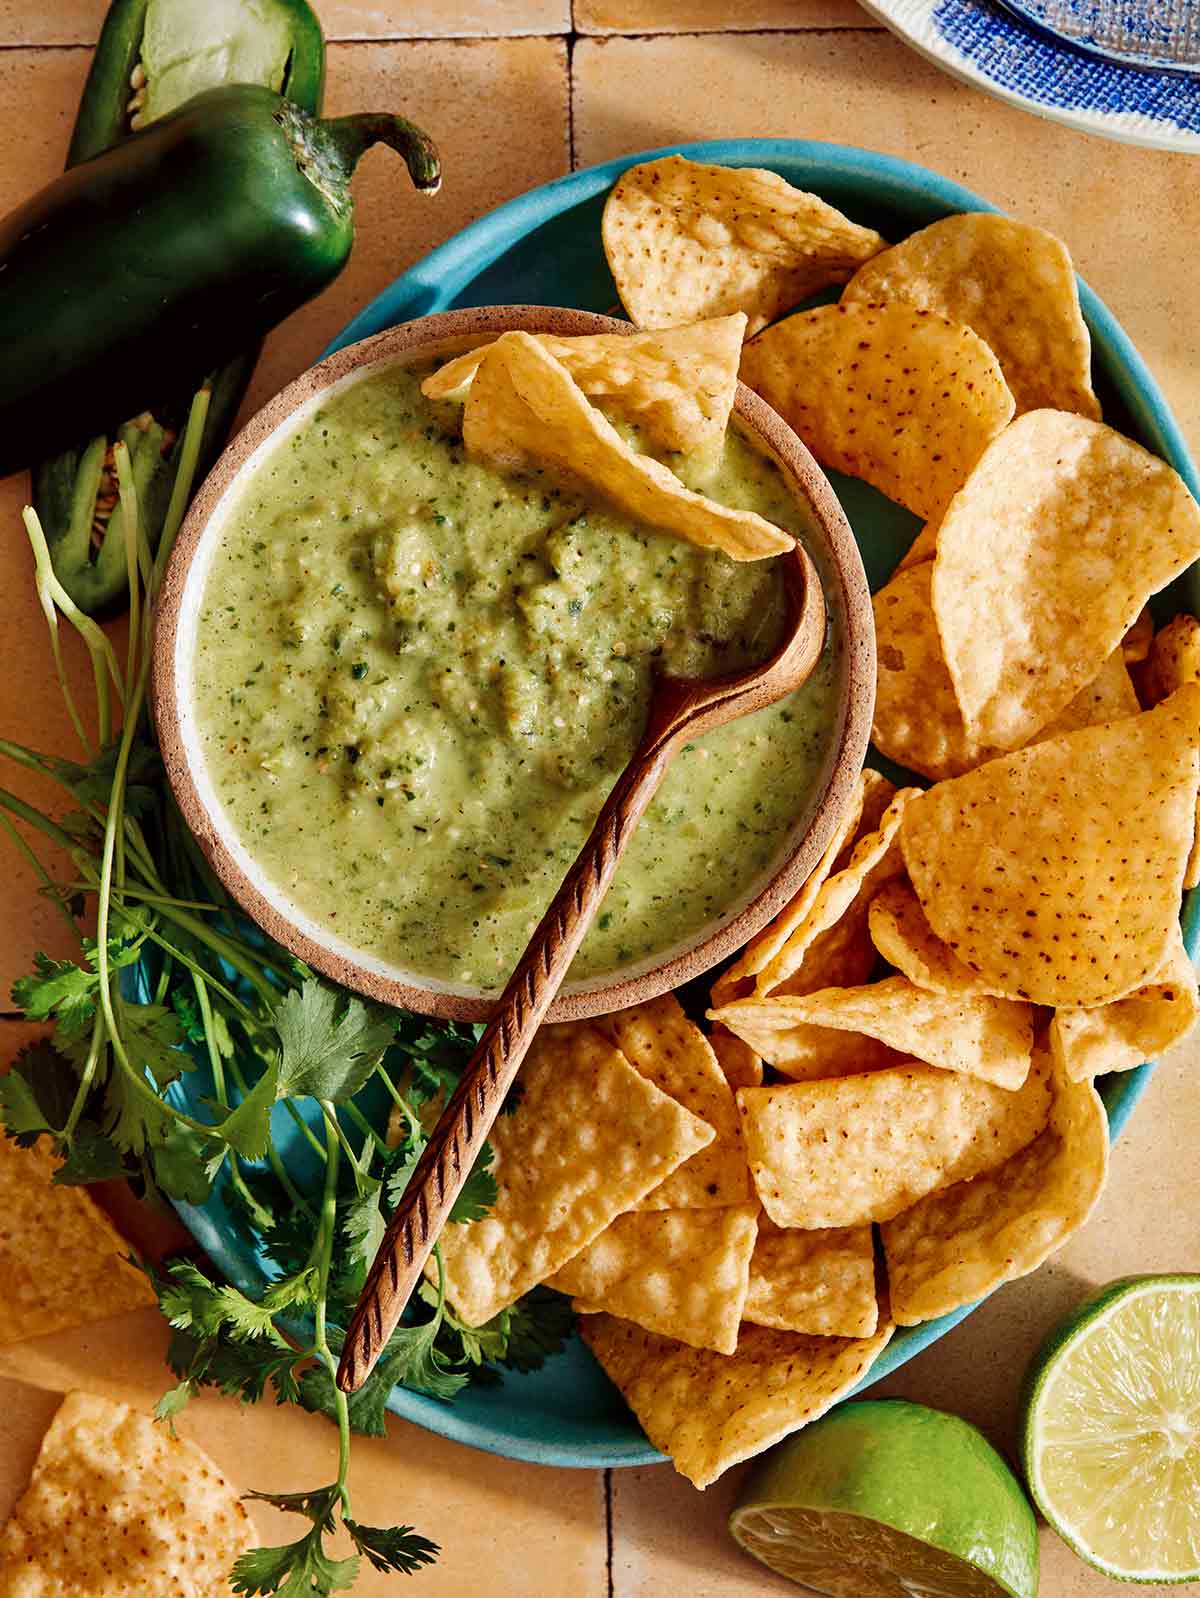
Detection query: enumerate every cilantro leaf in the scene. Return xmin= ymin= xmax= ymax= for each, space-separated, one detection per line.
xmin=54 ymin=1121 xmax=126 ymax=1184
xmin=148 ymin=1121 xmax=222 ymax=1204
xmin=0 ymin=1039 xmax=81 ymax=1146
xmin=449 ymin=1145 xmax=497 ymax=1223
xmin=12 ymin=953 xmax=96 ymax=1034
xmin=374 ymin=1316 xmax=470 ymax=1403
xmin=153 ymin=1379 xmax=195 ymax=1436
xmin=233 ymin=1485 xmax=362 ymax=1597
xmin=498 ymin=1286 xmax=576 ymax=1373
xmin=101 ymin=1053 xmax=176 ymax=1155
xmin=274 ymin=980 xmax=395 ymax=1104
xmin=388 ymin=1014 xmax=481 ymax=1108
xmin=230 ymin=1533 xmax=358 ymax=1597
xmin=165 ymin=1323 xmax=300 ymax=1409
xmin=261 ymin=1268 xmax=320 ymax=1315
xmin=69 ymin=738 xmax=162 ymax=820
xmin=243 ymin=1485 xmax=340 ymax=1523
xmin=344 ymin=1520 xmax=439 ymax=1575
xmin=123 ymin=1003 xmax=188 ymax=1088
xmin=335 ymin=1181 xmax=385 ymax=1303
xmin=218 ymin=1064 xmax=280 ymax=1161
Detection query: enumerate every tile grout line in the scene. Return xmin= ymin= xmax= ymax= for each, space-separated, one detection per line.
xmin=567 ymin=28 xmax=579 ymax=171
xmin=604 ymin=1468 xmax=615 ymax=1598
xmin=0 ymin=25 xmax=885 ymax=53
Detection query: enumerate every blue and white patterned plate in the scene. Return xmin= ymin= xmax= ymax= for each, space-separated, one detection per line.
xmin=859 ymin=0 xmax=1200 ymax=152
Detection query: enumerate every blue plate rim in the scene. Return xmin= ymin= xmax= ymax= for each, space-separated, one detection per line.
xmin=172 ymin=138 xmax=1196 ymax=1472
xmin=853 ymin=0 xmax=1200 ymax=156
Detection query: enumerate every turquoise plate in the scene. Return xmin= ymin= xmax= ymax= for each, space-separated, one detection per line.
xmin=172 ymin=140 xmax=1200 ymax=1471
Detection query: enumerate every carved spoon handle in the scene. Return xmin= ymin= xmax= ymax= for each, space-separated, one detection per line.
xmin=336 ymin=728 xmax=678 ymax=1394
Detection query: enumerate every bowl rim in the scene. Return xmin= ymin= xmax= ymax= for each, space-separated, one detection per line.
xmin=151 ymin=304 xmax=875 ymax=1022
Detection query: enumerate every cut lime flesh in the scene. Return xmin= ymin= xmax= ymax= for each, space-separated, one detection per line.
xmin=732 ymin=1506 xmax=1020 ymax=1596
xmin=731 ymin=1400 xmax=1038 ymax=1598
xmin=1023 ymin=1274 xmax=1200 ymax=1583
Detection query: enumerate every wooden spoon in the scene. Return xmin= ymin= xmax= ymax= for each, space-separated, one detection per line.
xmin=337 ymin=542 xmax=826 ymax=1393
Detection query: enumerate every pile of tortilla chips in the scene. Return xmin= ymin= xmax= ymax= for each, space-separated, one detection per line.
xmin=434 ymin=996 xmax=895 ymax=1486
xmin=476 ymin=156 xmax=1200 ymax=1490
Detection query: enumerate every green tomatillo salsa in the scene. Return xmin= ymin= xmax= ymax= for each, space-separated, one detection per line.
xmin=192 ymin=357 xmax=840 ymax=989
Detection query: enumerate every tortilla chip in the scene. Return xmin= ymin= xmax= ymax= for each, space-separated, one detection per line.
xmin=881 ymin=1049 xmax=1108 ymax=1325
xmin=423 ymin=315 xmax=746 ymax=460
xmin=1123 ymin=606 xmax=1154 ymax=666
xmin=873 ymin=564 xmax=1138 ymax=781
xmin=712 ymin=769 xmax=891 ymax=1004
xmin=1146 ymin=619 xmax=1200 ymax=887
xmin=719 ymin=976 xmax=1033 ymax=1090
xmin=0 ymin=1390 xmax=253 ymax=1594
xmin=873 ymin=564 xmax=981 ymax=782
xmin=842 ymin=213 xmax=1099 ymax=419
xmin=756 ymin=787 xmax=917 ymax=997
xmin=707 ymin=995 xmax=903 ymax=1082
xmin=1050 ymin=924 xmax=1198 ymax=1082
xmin=933 ymin=411 xmax=1200 ymax=750
xmin=868 ymin=877 xmax=994 ymax=997
xmin=740 ymin=303 xmax=1014 ymax=521
xmin=1040 ymin=649 xmax=1141 ymax=736
xmin=896 ymin=518 xmax=938 ymax=572
xmin=0 ymin=1134 xmax=154 ymax=1347
xmin=579 ymin=1312 xmax=893 ymax=1489
xmin=901 ymin=690 xmax=1200 ymax=1006
xmin=549 ymin=1203 xmax=759 ymax=1354
xmin=1141 ymin=613 xmax=1200 ymax=707
xmin=438 ymin=1023 xmax=714 ymax=1325
xmin=601 ymin=155 xmax=885 ymax=337
xmin=744 ymin=1219 xmax=878 ymax=1337
xmin=595 ymin=994 xmax=749 ymax=1209
xmin=737 ymin=1052 xmax=1052 ymax=1229
xmin=709 ymin=1026 xmax=764 ymax=1090
xmin=463 ymin=332 xmax=791 ymax=561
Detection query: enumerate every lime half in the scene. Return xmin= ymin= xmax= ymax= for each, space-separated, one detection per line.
xmin=730 ymin=1399 xmax=1038 ymax=1596
xmin=1021 ymin=1274 xmax=1200 ymax=1583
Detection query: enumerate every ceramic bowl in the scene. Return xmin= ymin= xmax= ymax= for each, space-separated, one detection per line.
xmin=152 ymin=306 xmax=874 ymax=1022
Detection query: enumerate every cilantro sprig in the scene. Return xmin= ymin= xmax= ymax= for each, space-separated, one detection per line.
xmin=0 ymin=424 xmax=572 ymax=1593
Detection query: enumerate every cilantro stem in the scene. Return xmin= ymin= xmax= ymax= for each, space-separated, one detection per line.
xmin=314 ymin=1107 xmax=353 ymax=1515
xmin=0 ymin=811 xmax=82 ymax=942
xmin=319 ymin=1102 xmax=368 ymax=1180
xmin=147 ymin=902 xmax=280 ymax=1006
xmin=151 ymin=385 xmax=211 ymax=602
xmin=134 ymin=926 xmax=257 ymax=1024
xmin=339 ymin=1099 xmax=383 ymax=1157
xmin=0 ymin=784 xmax=95 ymax=861
xmin=114 ymin=443 xmax=142 ymax=699
xmin=22 ymin=507 xmax=125 ymax=738
xmin=62 ymin=1011 xmax=107 ymax=1141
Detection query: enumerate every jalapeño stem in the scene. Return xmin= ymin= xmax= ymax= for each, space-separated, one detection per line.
xmin=297 ymin=109 xmax=442 ymax=204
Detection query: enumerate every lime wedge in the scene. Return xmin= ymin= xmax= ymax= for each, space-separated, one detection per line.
xmin=730 ymin=1399 xmax=1038 ymax=1596
xmin=1021 ymin=1274 xmax=1200 ymax=1583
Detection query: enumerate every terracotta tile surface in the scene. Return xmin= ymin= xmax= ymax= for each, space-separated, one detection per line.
xmin=574 ymin=0 xmax=864 ymax=31
xmin=573 ymin=29 xmax=1200 ymax=452
xmin=2 ymin=14 xmax=1199 ymax=1598
xmin=0 ymin=1321 xmax=608 ymax=1598
xmin=0 ymin=0 xmax=572 ymax=45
